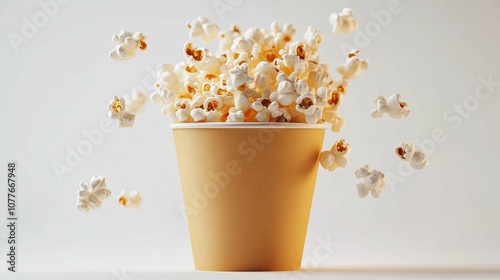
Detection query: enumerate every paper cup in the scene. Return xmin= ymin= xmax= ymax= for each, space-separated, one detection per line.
xmin=171 ymin=123 xmax=327 ymax=271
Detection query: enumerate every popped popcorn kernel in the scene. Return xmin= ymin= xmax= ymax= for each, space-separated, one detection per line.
xmin=319 ymin=139 xmax=351 ymax=171
xmin=109 ymin=29 xmax=147 ymax=62
xmin=117 ymin=190 xmax=142 ymax=209
xmin=354 ymin=165 xmax=386 ymax=198
xmin=395 ymin=141 xmax=429 ymax=169
xmin=76 ymin=175 xmax=112 ymax=212
xmin=371 ymin=93 xmax=410 ymax=119
xmin=107 ymin=96 xmax=137 ymax=128
xmin=187 ymin=17 xmax=220 ymax=42
xmin=336 ymin=50 xmax=368 ymax=80
xmin=329 ymin=8 xmax=359 ymax=35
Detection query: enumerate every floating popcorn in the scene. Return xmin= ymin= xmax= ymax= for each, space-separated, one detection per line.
xmin=355 ymin=165 xmax=386 ymax=198
xmin=371 ymin=93 xmax=410 ymax=119
xmin=329 ymin=7 xmax=359 ymax=35
xmin=187 ymin=17 xmax=220 ymax=42
xmin=336 ymin=50 xmax=368 ymax=80
xmin=77 ymin=175 xmax=112 ymax=212
xmin=319 ymin=139 xmax=350 ymax=171
xmin=109 ymin=29 xmax=147 ymax=62
xmin=395 ymin=141 xmax=429 ymax=169
xmin=108 ymin=96 xmax=136 ymax=128
xmin=123 ymin=91 xmax=147 ymax=114
xmin=117 ymin=190 xmax=142 ymax=209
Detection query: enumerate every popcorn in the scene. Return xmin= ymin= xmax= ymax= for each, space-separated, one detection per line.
xmin=109 ymin=29 xmax=147 ymax=62
xmin=77 ymin=175 xmax=112 ymax=212
xmin=227 ymin=107 xmax=245 ymax=122
xmin=133 ymin=19 xmax=370 ymax=130
xmin=117 ymin=190 xmax=142 ymax=209
xmin=396 ymin=141 xmax=429 ymax=169
xmin=250 ymin=99 xmax=274 ymax=122
xmin=371 ymin=93 xmax=410 ymax=119
xmin=354 ymin=165 xmax=386 ymax=198
xmin=336 ymin=50 xmax=368 ymax=80
xmin=319 ymin=139 xmax=350 ymax=171
xmin=226 ymin=63 xmax=254 ymax=93
xmin=123 ymin=91 xmax=147 ymax=114
xmin=270 ymin=72 xmax=298 ymax=106
xmin=187 ymin=17 xmax=220 ymax=42
xmin=108 ymin=96 xmax=136 ymax=128
xmin=329 ymin=8 xmax=359 ymax=35
xmin=303 ymin=26 xmax=324 ymax=54
xmin=252 ymin=62 xmax=278 ymax=90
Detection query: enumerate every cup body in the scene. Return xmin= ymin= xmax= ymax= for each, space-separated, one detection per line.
xmin=172 ymin=123 xmax=326 ymax=271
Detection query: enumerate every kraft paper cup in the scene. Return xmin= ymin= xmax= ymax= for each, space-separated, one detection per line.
xmin=171 ymin=122 xmax=327 ymax=271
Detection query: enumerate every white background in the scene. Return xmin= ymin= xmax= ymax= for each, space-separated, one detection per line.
xmin=0 ymin=0 xmax=499 ymax=274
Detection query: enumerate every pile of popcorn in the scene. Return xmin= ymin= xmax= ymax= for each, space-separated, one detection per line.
xmin=96 ymin=9 xmax=429 ymax=206
xmin=144 ymin=17 xmax=369 ymax=132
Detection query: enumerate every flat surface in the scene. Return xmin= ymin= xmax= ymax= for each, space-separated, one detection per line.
xmin=3 ymin=266 xmax=500 ymax=280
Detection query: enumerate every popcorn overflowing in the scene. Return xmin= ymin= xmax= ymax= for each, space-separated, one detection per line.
xmin=108 ymin=96 xmax=136 ymax=128
xmin=371 ymin=93 xmax=410 ymax=119
xmin=117 ymin=190 xmax=142 ymax=209
xmin=396 ymin=140 xmax=429 ymax=169
xmin=319 ymin=139 xmax=350 ymax=172
xmin=109 ymin=29 xmax=147 ymax=62
xmin=355 ymin=165 xmax=386 ymax=198
xmin=101 ymin=16 xmax=429 ymax=203
xmin=336 ymin=50 xmax=368 ymax=80
xmin=148 ymin=18 xmax=369 ymax=131
xmin=77 ymin=175 xmax=112 ymax=212
xmin=329 ymin=8 xmax=359 ymax=35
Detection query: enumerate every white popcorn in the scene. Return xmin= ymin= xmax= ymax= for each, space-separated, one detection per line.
xmin=117 ymin=190 xmax=142 ymax=209
xmin=296 ymin=92 xmax=316 ymax=116
xmin=77 ymin=175 xmax=112 ymax=212
xmin=329 ymin=8 xmax=359 ymax=35
xmin=187 ymin=17 xmax=220 ymax=42
xmin=371 ymin=93 xmax=410 ymax=119
xmin=234 ymin=93 xmax=252 ymax=111
xmin=227 ymin=107 xmax=245 ymax=122
xmin=303 ymin=26 xmax=324 ymax=54
xmin=219 ymin=24 xmax=241 ymax=51
xmin=396 ymin=141 xmax=429 ymax=169
xmin=109 ymin=29 xmax=147 ymax=62
xmin=410 ymin=151 xmax=430 ymax=170
xmin=355 ymin=165 xmax=386 ymax=198
xmin=270 ymin=72 xmax=298 ymax=106
xmin=226 ymin=63 xmax=254 ymax=93
xmin=190 ymin=108 xmax=207 ymax=122
xmin=250 ymin=99 xmax=273 ymax=122
xmin=123 ymin=91 xmax=147 ymax=114
xmin=108 ymin=96 xmax=127 ymax=120
xmin=174 ymin=100 xmax=191 ymax=122
xmin=108 ymin=96 xmax=136 ymax=128
xmin=336 ymin=50 xmax=368 ymax=80
xmin=319 ymin=139 xmax=350 ymax=171
xmin=252 ymin=62 xmax=278 ymax=90
xmin=118 ymin=111 xmax=136 ymax=128
xmin=231 ymin=36 xmax=255 ymax=55
xmin=271 ymin=22 xmax=296 ymax=49
xmin=206 ymin=110 xmax=223 ymax=122
xmin=143 ymin=19 xmax=370 ymax=127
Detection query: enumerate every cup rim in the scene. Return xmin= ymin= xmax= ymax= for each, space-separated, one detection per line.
xmin=170 ymin=122 xmax=329 ymax=129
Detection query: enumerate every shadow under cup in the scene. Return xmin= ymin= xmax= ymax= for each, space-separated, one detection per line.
xmin=171 ymin=123 xmax=327 ymax=271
